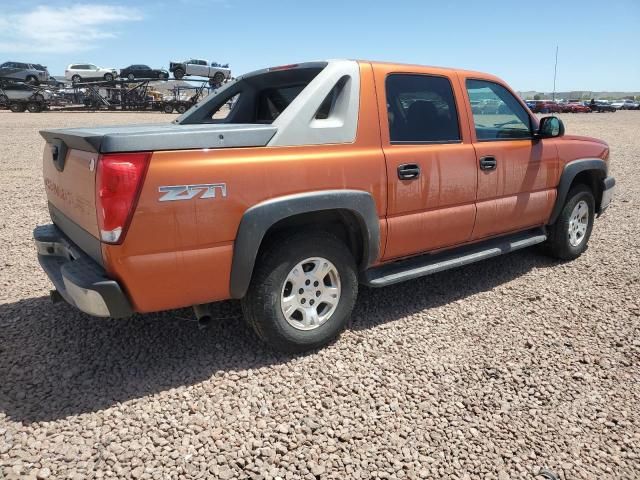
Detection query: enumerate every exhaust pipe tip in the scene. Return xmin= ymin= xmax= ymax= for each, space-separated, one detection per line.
xmin=197 ymin=315 xmax=212 ymax=330
xmin=193 ymin=304 xmax=212 ymax=330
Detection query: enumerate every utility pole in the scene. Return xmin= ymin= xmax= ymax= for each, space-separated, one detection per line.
xmin=552 ymin=45 xmax=559 ymax=101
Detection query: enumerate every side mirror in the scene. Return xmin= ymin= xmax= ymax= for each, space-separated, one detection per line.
xmin=535 ymin=116 xmax=564 ymax=139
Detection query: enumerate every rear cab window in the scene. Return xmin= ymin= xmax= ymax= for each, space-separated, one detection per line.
xmin=385 ymin=74 xmax=461 ymax=143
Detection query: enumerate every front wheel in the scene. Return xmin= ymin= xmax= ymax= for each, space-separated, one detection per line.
xmin=104 ymin=73 xmax=114 ymax=82
xmin=127 ymin=73 xmax=135 ymax=81
xmin=211 ymin=72 xmax=225 ymax=86
xmin=9 ymin=103 xmax=25 ymax=113
xmin=242 ymin=231 xmax=358 ymax=352
xmin=545 ymin=184 xmax=595 ymax=260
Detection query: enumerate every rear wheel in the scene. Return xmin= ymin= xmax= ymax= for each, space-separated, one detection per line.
xmin=242 ymin=231 xmax=358 ymax=352
xmin=0 ymin=94 xmax=8 ymax=105
xmin=27 ymin=102 xmax=42 ymax=113
xmin=127 ymin=73 xmax=135 ymax=81
xmin=176 ymin=103 xmax=188 ymax=114
xmin=25 ymin=75 xmax=38 ymax=85
xmin=163 ymin=103 xmax=174 ymax=114
xmin=546 ymin=184 xmax=595 ymax=260
xmin=72 ymin=74 xmax=81 ymax=83
xmin=173 ymin=68 xmax=185 ymax=80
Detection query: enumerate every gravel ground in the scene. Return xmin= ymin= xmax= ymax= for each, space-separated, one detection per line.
xmin=0 ymin=110 xmax=638 ymax=479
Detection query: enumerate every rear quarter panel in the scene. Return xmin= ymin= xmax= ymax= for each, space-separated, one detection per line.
xmin=103 ymin=62 xmax=387 ymax=313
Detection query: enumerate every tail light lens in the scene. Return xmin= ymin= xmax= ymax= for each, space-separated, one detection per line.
xmin=96 ymin=152 xmax=150 ymax=244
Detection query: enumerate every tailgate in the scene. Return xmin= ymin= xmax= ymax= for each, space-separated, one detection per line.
xmin=42 ymin=139 xmax=100 ymax=241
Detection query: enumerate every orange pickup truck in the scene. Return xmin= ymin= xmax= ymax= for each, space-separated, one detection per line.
xmin=34 ymin=60 xmax=615 ymax=351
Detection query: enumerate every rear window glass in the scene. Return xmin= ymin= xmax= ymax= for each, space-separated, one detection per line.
xmin=256 ymin=85 xmax=306 ymax=122
xmin=182 ymin=64 xmax=326 ymax=125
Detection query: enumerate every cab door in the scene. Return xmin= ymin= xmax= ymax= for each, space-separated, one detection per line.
xmin=373 ymin=65 xmax=478 ymax=260
xmin=460 ymin=78 xmax=560 ymax=239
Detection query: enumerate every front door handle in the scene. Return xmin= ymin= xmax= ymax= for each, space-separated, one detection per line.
xmin=479 ymin=156 xmax=497 ymax=170
xmin=398 ymin=163 xmax=420 ymax=180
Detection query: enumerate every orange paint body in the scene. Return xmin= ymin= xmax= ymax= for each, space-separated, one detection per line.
xmin=43 ymin=61 xmax=610 ymax=313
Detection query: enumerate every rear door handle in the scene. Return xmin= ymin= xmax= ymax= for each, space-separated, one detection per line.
xmin=398 ymin=163 xmax=420 ymax=180
xmin=479 ymin=156 xmax=497 ymax=170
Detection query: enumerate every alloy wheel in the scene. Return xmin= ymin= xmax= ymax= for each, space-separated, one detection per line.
xmin=280 ymin=257 xmax=341 ymax=331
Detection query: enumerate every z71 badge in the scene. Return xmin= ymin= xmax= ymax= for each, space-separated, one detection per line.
xmin=158 ymin=183 xmax=227 ymax=202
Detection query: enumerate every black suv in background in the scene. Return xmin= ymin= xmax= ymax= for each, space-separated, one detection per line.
xmin=119 ymin=65 xmax=169 ymax=81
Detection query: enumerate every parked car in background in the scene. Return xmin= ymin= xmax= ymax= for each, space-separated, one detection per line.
xmin=529 ymin=100 xmax=562 ymax=113
xmin=611 ymin=99 xmax=639 ymax=110
xmin=561 ymin=102 xmax=592 ymax=113
xmin=0 ymin=61 xmax=50 ymax=85
xmin=120 ymin=65 xmax=169 ymax=81
xmin=169 ymin=59 xmax=231 ymax=85
xmin=65 ymin=64 xmax=118 ymax=83
xmin=589 ymin=100 xmax=616 ymax=113
xmin=0 ymin=83 xmax=52 ymax=112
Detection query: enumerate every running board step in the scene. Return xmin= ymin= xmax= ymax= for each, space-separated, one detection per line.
xmin=363 ymin=228 xmax=547 ymax=287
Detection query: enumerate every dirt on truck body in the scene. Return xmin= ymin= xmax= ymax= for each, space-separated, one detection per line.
xmin=34 ymin=60 xmax=615 ymax=352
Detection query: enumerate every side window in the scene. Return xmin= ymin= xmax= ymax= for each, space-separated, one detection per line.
xmin=385 ymin=74 xmax=461 ymax=143
xmin=465 ymin=79 xmax=531 ymax=140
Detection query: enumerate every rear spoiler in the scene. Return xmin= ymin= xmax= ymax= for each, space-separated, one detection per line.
xmin=40 ymin=123 xmax=278 ymax=154
xmin=40 ymin=129 xmax=102 ymax=152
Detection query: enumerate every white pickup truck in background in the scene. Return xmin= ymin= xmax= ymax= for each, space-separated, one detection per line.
xmin=168 ymin=59 xmax=231 ymax=85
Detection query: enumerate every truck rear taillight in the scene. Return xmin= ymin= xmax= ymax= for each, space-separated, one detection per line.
xmin=95 ymin=152 xmax=150 ymax=244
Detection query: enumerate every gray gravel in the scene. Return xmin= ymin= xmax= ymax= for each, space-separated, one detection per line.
xmin=1 ymin=110 xmax=639 ymax=479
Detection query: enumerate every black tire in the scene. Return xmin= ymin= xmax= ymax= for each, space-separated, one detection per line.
xmin=173 ymin=68 xmax=185 ymax=80
xmin=163 ymin=103 xmax=174 ymax=114
xmin=212 ymin=72 xmax=225 ymax=86
xmin=176 ymin=103 xmax=188 ymax=114
xmin=9 ymin=103 xmax=25 ymax=113
xmin=242 ymin=231 xmax=358 ymax=353
xmin=127 ymin=73 xmax=135 ymax=81
xmin=546 ymin=184 xmax=595 ymax=260
xmin=0 ymin=94 xmax=8 ymax=105
xmin=27 ymin=102 xmax=42 ymax=113
xmin=104 ymin=73 xmax=114 ymax=82
xmin=25 ymin=75 xmax=39 ymax=85
xmin=72 ymin=75 xmax=81 ymax=83
xmin=160 ymin=72 xmax=169 ymax=80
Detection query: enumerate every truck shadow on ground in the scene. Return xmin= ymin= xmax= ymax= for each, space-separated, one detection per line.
xmin=0 ymin=249 xmax=560 ymax=423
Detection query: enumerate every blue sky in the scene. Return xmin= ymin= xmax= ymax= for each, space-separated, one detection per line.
xmin=1 ymin=0 xmax=638 ymax=91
